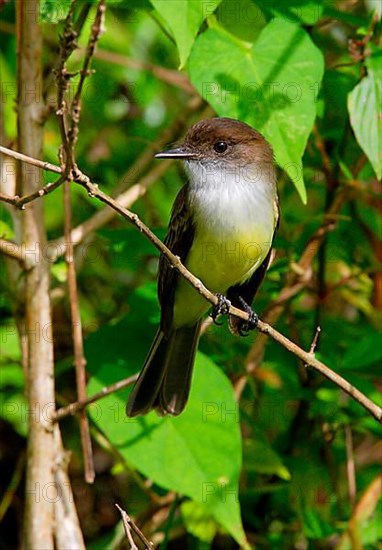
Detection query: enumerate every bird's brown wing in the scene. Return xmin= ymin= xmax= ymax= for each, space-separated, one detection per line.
xmin=158 ymin=184 xmax=195 ymax=333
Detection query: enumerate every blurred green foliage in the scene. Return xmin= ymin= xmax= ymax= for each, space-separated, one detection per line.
xmin=1 ymin=0 xmax=381 ymax=548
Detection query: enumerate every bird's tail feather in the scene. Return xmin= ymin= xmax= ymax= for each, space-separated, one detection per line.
xmin=126 ymin=322 xmax=201 ymax=417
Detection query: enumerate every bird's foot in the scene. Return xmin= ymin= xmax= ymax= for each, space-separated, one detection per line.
xmin=236 ymin=296 xmax=258 ymax=336
xmin=210 ymin=294 xmax=231 ymax=325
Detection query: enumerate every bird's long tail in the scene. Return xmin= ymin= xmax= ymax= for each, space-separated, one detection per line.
xmin=126 ymin=322 xmax=201 ymax=417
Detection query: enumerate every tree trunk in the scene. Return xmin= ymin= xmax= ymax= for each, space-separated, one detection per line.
xmin=17 ymin=1 xmax=55 ymax=547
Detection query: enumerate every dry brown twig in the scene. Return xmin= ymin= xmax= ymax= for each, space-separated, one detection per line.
xmin=0 ymin=175 xmax=64 ymax=209
xmin=305 ymin=326 xmax=321 ymax=364
xmin=116 ymin=504 xmax=155 ymax=550
xmin=54 ymin=374 xmax=138 ymax=422
xmin=0 ymin=144 xmax=381 ymax=423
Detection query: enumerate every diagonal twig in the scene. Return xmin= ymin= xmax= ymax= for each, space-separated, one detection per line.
xmin=53 ymin=374 xmax=138 ymax=422
xmin=0 ymin=145 xmax=62 ymax=174
xmin=0 ymin=175 xmax=65 ymax=209
xmin=0 ymin=145 xmax=381 ymax=423
xmin=116 ymin=504 xmax=155 ymax=549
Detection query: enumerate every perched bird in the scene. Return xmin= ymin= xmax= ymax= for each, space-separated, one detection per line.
xmin=126 ymin=117 xmax=279 ymax=417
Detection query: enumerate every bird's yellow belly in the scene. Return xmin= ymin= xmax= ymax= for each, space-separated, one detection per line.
xmin=172 ymin=226 xmax=272 ymax=327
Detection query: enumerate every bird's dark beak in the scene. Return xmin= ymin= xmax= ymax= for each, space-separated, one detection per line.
xmin=155 ymin=146 xmax=196 ymax=160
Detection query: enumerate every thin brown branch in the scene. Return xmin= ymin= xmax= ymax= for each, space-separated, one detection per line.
xmin=72 ymin=0 xmax=105 ymax=107
xmin=0 ymin=144 xmax=62 ymax=175
xmin=0 ymin=191 xmax=19 ymax=206
xmin=53 ymin=374 xmax=138 ymax=422
xmin=0 ymin=172 xmax=65 ymax=208
xmin=117 ymin=505 xmax=138 ymax=550
xmin=0 ymin=145 xmax=381 ymax=423
xmin=56 ymin=0 xmax=78 ymax=164
xmin=67 ymin=0 xmax=105 ymax=161
xmin=17 ymin=176 xmax=65 ymax=207
xmin=116 ymin=504 xmax=155 ymax=550
xmin=64 ymin=180 xmax=95 ymax=483
xmin=306 ymin=326 xmax=321 ymax=359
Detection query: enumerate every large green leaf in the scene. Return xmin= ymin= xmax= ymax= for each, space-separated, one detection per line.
xmin=86 ymin=285 xmax=248 ymax=548
xmin=348 ymin=45 xmax=382 ymax=179
xmin=88 ymin=355 xmax=248 ymax=547
xmin=188 ymin=18 xmax=325 ymax=202
xmin=150 ymin=0 xmax=222 ymax=68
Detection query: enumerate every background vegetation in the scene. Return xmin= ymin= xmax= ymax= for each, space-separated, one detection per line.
xmin=0 ymin=0 xmax=381 ymax=548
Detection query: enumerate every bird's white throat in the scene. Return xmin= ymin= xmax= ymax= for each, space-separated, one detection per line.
xmin=185 ymin=159 xmax=277 ymax=242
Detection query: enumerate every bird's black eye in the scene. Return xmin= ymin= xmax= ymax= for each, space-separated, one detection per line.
xmin=213 ymin=141 xmax=228 ymax=153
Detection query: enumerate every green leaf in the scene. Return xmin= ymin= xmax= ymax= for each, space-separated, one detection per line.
xmin=88 ymin=354 xmax=248 ymax=548
xmin=243 ymin=438 xmax=291 ymax=480
xmin=150 ymin=0 xmax=222 ymax=68
xmin=188 ymin=19 xmax=324 ymax=202
xmin=348 ymin=45 xmax=382 ymax=179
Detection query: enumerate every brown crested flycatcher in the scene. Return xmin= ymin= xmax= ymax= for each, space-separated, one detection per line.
xmin=127 ymin=117 xmax=279 ymax=417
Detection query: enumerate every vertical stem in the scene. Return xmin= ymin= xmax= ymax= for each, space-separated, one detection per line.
xmin=64 ymin=180 xmax=95 ymax=483
xmin=17 ymin=1 xmax=55 ymax=547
